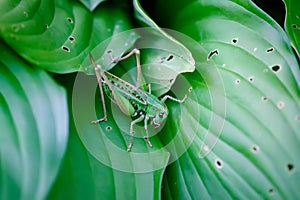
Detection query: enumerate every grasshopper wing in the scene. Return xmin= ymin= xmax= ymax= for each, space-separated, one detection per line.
xmin=101 ymin=71 xmax=137 ymax=116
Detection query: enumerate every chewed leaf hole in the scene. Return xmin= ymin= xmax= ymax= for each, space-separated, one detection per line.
xmin=277 ymin=101 xmax=284 ymax=109
xmin=67 ymin=17 xmax=73 ymax=23
xmin=261 ymin=96 xmax=268 ymax=102
xmin=215 ymin=159 xmax=223 ymax=169
xmin=45 ymin=24 xmax=49 ymax=29
xmin=62 ymin=45 xmax=70 ymax=52
xmin=287 ymin=163 xmax=294 ymax=172
xmin=106 ymin=126 xmax=112 ymax=131
xmin=266 ymin=47 xmax=274 ymax=53
xmin=292 ymin=24 xmax=297 ymax=29
xmin=248 ymin=76 xmax=254 ymax=82
xmin=232 ymin=38 xmax=238 ymax=44
xmin=271 ymin=65 xmax=281 ymax=72
xmin=68 ymin=36 xmax=75 ymax=42
xmin=235 ymin=79 xmax=240 ymax=84
xmin=207 ymin=49 xmax=219 ymax=60
xmin=252 ymin=145 xmax=259 ymax=153
xmin=268 ymin=188 xmax=275 ymax=195
xmin=166 ymin=54 xmax=174 ymax=61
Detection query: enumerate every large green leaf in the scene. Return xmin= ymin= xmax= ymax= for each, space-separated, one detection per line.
xmin=48 ymin=73 xmax=168 ymax=199
xmin=283 ymin=0 xmax=300 ymax=55
xmin=0 ymin=0 xmax=138 ymax=73
xmin=0 ymin=42 xmax=68 ymax=199
xmin=153 ymin=0 xmax=300 ymax=199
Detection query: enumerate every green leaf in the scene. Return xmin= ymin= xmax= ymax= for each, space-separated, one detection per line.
xmin=78 ymin=0 xmax=106 ymax=11
xmin=153 ymin=0 xmax=300 ymax=199
xmin=283 ymin=0 xmax=300 ymax=55
xmin=0 ymin=42 xmax=68 ymax=199
xmin=49 ymin=73 xmax=169 ymax=199
xmin=48 ymin=127 xmax=168 ymax=199
xmin=0 ymin=0 xmax=138 ymax=73
xmin=132 ymin=0 xmax=195 ymax=96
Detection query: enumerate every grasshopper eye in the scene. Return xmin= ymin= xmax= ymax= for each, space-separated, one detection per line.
xmin=159 ymin=113 xmax=165 ymax=118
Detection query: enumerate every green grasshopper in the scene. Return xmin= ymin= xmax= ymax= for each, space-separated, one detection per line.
xmin=90 ymin=48 xmax=190 ymax=152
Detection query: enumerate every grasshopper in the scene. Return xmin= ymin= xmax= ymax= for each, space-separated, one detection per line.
xmin=90 ymin=48 xmax=190 ymax=152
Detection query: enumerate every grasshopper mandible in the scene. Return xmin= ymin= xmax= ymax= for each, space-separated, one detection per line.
xmin=90 ymin=48 xmax=190 ymax=152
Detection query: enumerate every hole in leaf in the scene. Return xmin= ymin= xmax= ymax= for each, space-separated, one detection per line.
xmin=266 ymin=47 xmax=274 ymax=53
xmin=45 ymin=24 xmax=49 ymax=29
xmin=68 ymin=36 xmax=75 ymax=42
xmin=287 ymin=163 xmax=294 ymax=171
xmin=248 ymin=76 xmax=254 ymax=82
xmin=292 ymin=24 xmax=297 ymax=29
xmin=62 ymin=45 xmax=70 ymax=52
xmin=166 ymin=54 xmax=174 ymax=61
xmin=188 ymin=87 xmax=193 ymax=93
xmin=169 ymin=79 xmax=174 ymax=83
xmin=277 ymin=101 xmax=284 ymax=109
xmin=271 ymin=65 xmax=281 ymax=72
xmin=67 ymin=17 xmax=73 ymax=23
xmin=235 ymin=79 xmax=240 ymax=84
xmin=215 ymin=159 xmax=223 ymax=169
xmin=106 ymin=50 xmax=112 ymax=54
xmin=106 ymin=126 xmax=112 ymax=131
xmin=252 ymin=145 xmax=259 ymax=153
xmin=261 ymin=96 xmax=268 ymax=102
xmin=268 ymin=188 xmax=275 ymax=195
xmin=232 ymin=38 xmax=238 ymax=44
xmin=207 ymin=49 xmax=219 ymax=60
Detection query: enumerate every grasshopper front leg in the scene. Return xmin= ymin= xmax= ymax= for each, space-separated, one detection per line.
xmin=128 ymin=114 xmax=145 ymax=152
xmin=160 ymin=87 xmax=193 ymax=103
xmin=143 ymin=115 xmax=153 ymax=148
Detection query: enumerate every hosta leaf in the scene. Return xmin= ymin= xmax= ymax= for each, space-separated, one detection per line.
xmin=49 ymin=124 xmax=168 ymax=199
xmin=78 ymin=0 xmax=106 ymax=11
xmin=283 ymin=0 xmax=300 ymax=55
xmin=153 ymin=0 xmax=300 ymax=199
xmin=0 ymin=0 xmax=138 ymax=73
xmin=132 ymin=0 xmax=195 ymax=96
xmin=49 ymin=73 xmax=169 ymax=199
xmin=0 ymin=42 xmax=68 ymax=199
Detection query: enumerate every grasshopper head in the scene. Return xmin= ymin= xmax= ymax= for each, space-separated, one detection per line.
xmin=152 ymin=107 xmax=168 ymax=128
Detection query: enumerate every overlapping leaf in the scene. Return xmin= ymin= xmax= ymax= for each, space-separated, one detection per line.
xmin=283 ymin=0 xmax=300 ymax=55
xmin=153 ymin=0 xmax=300 ymax=199
xmin=0 ymin=42 xmax=68 ymax=199
xmin=0 ymin=0 xmax=138 ymax=73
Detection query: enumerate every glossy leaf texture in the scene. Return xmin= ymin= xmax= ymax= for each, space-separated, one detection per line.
xmin=153 ymin=0 xmax=300 ymax=199
xmin=78 ymin=0 xmax=106 ymax=11
xmin=0 ymin=0 xmax=138 ymax=73
xmin=0 ymin=42 xmax=68 ymax=199
xmin=283 ymin=0 xmax=300 ymax=55
xmin=49 ymin=73 xmax=168 ymax=199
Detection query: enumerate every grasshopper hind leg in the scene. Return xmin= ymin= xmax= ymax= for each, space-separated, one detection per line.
xmin=91 ymin=67 xmax=108 ymax=124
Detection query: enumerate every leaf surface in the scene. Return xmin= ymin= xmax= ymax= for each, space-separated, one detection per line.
xmin=0 ymin=42 xmax=68 ymax=199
